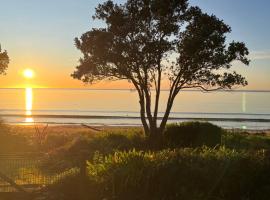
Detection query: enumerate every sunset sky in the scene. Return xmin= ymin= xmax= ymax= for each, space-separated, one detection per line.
xmin=0 ymin=0 xmax=269 ymax=90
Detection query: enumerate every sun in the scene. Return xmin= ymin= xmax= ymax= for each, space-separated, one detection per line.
xmin=23 ymin=69 xmax=35 ymax=79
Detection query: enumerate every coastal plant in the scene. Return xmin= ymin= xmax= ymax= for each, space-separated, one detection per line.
xmin=85 ymin=148 xmax=270 ymax=200
xmin=222 ymin=131 xmax=270 ymax=150
xmin=44 ymin=147 xmax=270 ymax=200
xmin=164 ymin=121 xmax=222 ymax=148
xmin=72 ymin=0 xmax=250 ymax=139
xmin=39 ymin=129 xmax=146 ymax=173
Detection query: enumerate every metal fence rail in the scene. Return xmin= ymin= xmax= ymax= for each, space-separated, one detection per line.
xmin=0 ymin=153 xmax=78 ymax=192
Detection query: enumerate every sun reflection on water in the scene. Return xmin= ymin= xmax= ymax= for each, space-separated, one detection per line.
xmin=25 ymin=88 xmax=34 ymax=123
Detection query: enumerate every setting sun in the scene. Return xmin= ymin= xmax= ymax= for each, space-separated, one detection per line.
xmin=23 ymin=69 xmax=35 ymax=79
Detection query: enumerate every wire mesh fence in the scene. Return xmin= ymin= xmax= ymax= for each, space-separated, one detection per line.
xmin=0 ymin=153 xmax=79 ymax=192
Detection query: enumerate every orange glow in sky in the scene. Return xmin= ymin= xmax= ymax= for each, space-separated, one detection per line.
xmin=0 ymin=1 xmax=269 ymax=90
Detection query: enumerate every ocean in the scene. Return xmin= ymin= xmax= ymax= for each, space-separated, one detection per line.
xmin=0 ymin=88 xmax=269 ymax=130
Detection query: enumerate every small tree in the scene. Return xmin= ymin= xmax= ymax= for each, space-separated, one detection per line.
xmin=0 ymin=45 xmax=9 ymax=75
xmin=72 ymin=0 xmax=249 ymax=138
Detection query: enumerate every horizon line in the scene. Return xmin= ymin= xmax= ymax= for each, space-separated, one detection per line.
xmin=0 ymin=87 xmax=269 ymax=92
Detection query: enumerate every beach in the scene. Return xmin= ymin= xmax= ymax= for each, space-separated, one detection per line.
xmin=0 ymin=89 xmax=269 ymax=130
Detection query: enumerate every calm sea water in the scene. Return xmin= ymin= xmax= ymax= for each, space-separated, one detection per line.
xmin=0 ymin=89 xmax=269 ymax=130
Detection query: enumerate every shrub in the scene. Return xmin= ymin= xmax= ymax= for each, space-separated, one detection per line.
xmin=164 ymin=121 xmax=222 ymax=148
xmin=40 ymin=129 xmax=146 ymax=173
xmin=85 ymin=148 xmax=270 ymax=200
xmin=86 ymin=128 xmax=146 ymax=155
xmin=35 ymin=174 xmax=99 ymax=200
xmin=222 ymin=132 xmax=270 ymax=150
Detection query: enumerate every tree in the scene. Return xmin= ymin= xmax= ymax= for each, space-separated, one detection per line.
xmin=72 ymin=0 xmax=249 ymax=139
xmin=0 ymin=45 xmax=9 ymax=75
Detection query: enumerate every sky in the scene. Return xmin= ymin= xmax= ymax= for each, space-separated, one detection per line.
xmin=0 ymin=0 xmax=269 ymax=90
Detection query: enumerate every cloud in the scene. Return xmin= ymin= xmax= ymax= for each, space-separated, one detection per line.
xmin=249 ymin=51 xmax=270 ymax=60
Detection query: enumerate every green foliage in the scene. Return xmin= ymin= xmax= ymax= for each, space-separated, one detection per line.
xmin=35 ymin=126 xmax=270 ymax=200
xmin=3 ymin=123 xmax=270 ymax=200
xmin=85 ymin=148 xmax=270 ymax=200
xmin=164 ymin=121 xmax=222 ymax=148
xmin=40 ymin=128 xmax=146 ymax=172
xmin=72 ymin=0 xmax=249 ymax=136
xmin=86 ymin=128 xmax=146 ymax=155
xmin=0 ymin=123 xmax=31 ymax=153
xmin=0 ymin=47 xmax=9 ymax=75
xmin=38 ymin=173 xmax=99 ymax=200
xmin=222 ymin=132 xmax=270 ymax=150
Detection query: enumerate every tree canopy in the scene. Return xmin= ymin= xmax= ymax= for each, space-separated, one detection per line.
xmin=72 ymin=0 xmax=249 ymax=138
xmin=0 ymin=45 xmax=9 ymax=75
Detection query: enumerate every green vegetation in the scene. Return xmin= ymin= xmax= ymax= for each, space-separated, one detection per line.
xmin=43 ymin=147 xmax=270 ymax=200
xmin=72 ymin=0 xmax=249 ymax=138
xmin=164 ymin=122 xmax=222 ymax=148
xmin=0 ymin=123 xmax=31 ymax=153
xmin=222 ymin=131 xmax=270 ymax=150
xmin=86 ymin=148 xmax=270 ymax=200
xmin=1 ymin=122 xmax=270 ymax=199
xmin=39 ymin=128 xmax=146 ymax=173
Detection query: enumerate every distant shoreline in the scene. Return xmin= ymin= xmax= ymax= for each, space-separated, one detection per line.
xmin=1 ymin=114 xmax=270 ymax=122
xmin=1 ymin=110 xmax=270 ymax=116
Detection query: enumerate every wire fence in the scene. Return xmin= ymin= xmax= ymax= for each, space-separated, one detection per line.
xmin=0 ymin=153 xmax=79 ymax=192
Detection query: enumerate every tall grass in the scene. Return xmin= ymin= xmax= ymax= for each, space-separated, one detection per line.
xmin=0 ymin=122 xmax=32 ymax=153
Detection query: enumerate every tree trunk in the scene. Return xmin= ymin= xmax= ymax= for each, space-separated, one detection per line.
xmin=133 ymin=79 xmax=177 ymax=140
xmin=132 ymin=80 xmax=150 ymax=136
xmin=159 ymin=91 xmax=178 ymax=134
xmin=153 ymin=67 xmax=162 ymax=129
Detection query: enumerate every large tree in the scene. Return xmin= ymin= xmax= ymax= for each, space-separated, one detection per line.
xmin=0 ymin=45 xmax=9 ymax=75
xmin=72 ymin=0 xmax=249 ymax=138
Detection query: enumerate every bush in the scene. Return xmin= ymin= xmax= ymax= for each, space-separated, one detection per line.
xmin=164 ymin=121 xmax=222 ymax=148
xmin=38 ymin=127 xmax=270 ymax=200
xmin=35 ymin=174 xmax=99 ymax=200
xmin=85 ymin=148 xmax=270 ymax=200
xmin=40 ymin=129 xmax=146 ymax=173
xmin=222 ymin=132 xmax=270 ymax=150
xmin=86 ymin=128 xmax=146 ymax=155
